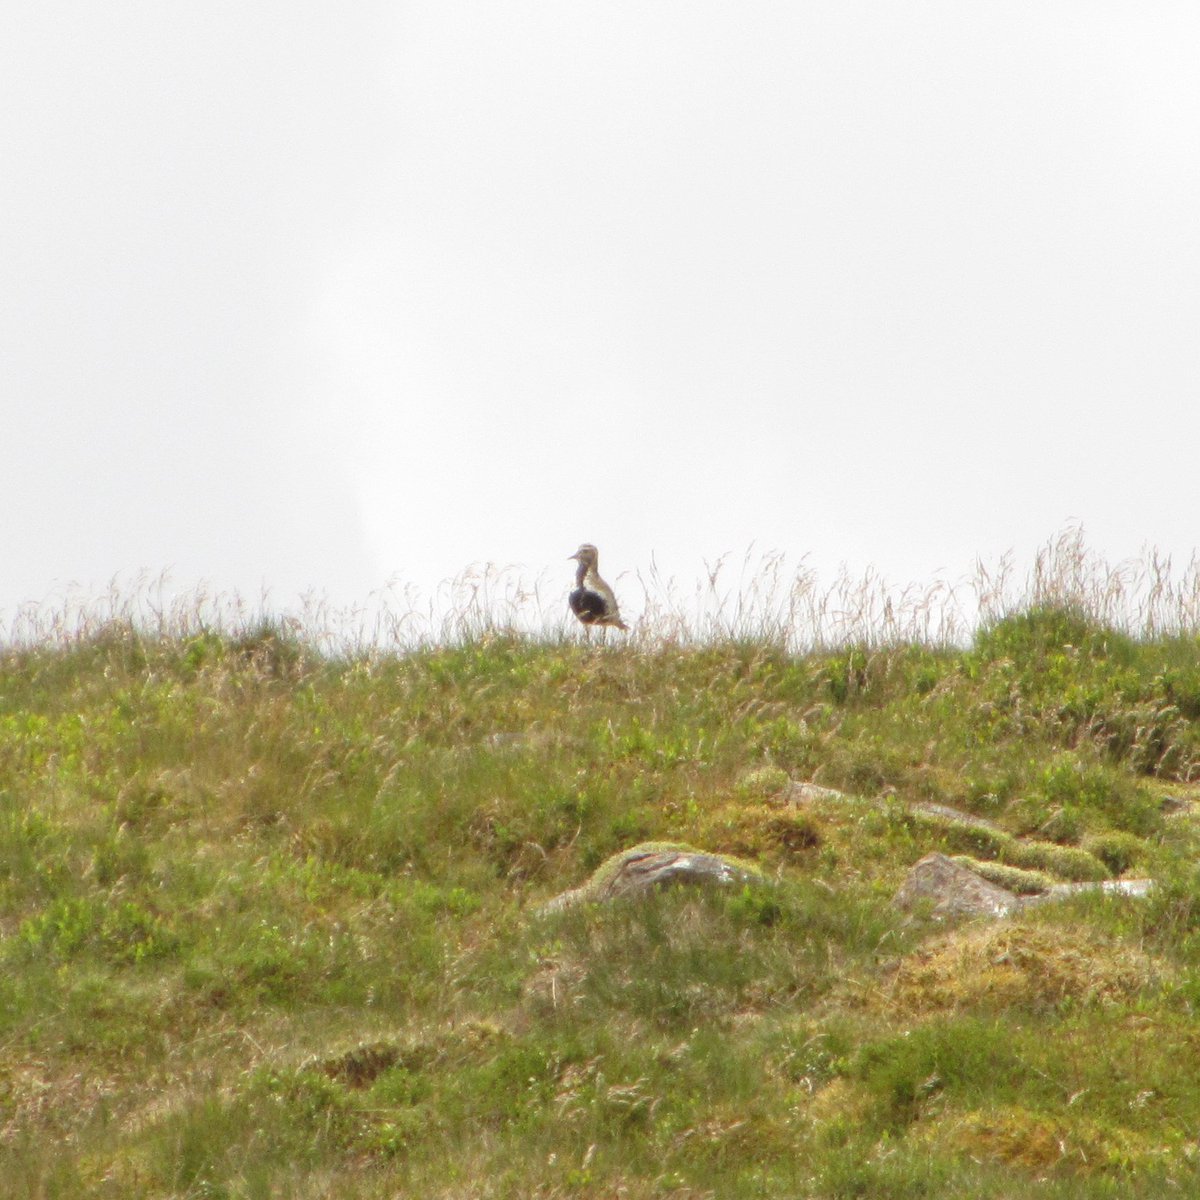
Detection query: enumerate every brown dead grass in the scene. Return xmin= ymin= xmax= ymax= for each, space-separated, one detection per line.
xmin=919 ymin=1103 xmax=1179 ymax=1176
xmin=875 ymin=922 xmax=1168 ymax=1018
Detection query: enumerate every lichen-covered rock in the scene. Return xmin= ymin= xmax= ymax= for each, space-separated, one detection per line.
xmin=785 ymin=781 xmax=849 ymax=805
xmin=893 ymin=853 xmax=1023 ymax=920
xmin=538 ymin=843 xmax=760 ymax=915
xmin=895 ymin=852 xmax=1154 ymax=923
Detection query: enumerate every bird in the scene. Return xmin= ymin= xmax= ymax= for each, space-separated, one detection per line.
xmin=568 ymin=543 xmax=629 ymax=631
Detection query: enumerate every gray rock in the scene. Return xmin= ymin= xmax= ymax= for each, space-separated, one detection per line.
xmin=894 ymin=853 xmax=1156 ymax=922
xmin=907 ymin=802 xmax=1005 ymax=834
xmin=539 ymin=844 xmax=758 ymax=915
xmin=1030 ymin=878 xmax=1156 ymax=905
xmin=893 ymin=852 xmax=1023 ymax=920
xmin=785 ymin=781 xmax=849 ymax=805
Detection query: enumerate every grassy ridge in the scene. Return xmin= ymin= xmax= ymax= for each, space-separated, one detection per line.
xmin=4 ymin=608 xmax=1200 ymax=1197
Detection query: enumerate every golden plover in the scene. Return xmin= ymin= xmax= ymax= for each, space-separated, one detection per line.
xmin=568 ymin=543 xmax=628 ymax=631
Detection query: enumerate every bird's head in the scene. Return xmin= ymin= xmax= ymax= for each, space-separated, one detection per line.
xmin=569 ymin=543 xmax=599 ymax=566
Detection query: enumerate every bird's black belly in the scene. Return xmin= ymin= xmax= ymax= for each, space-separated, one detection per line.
xmin=569 ymin=588 xmax=608 ymax=624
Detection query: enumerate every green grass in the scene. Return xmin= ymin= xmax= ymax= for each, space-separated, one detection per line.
xmin=4 ymin=593 xmax=1200 ymax=1197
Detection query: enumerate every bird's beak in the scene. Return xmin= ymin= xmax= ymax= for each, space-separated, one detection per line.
xmin=568 ymin=553 xmax=579 ymax=560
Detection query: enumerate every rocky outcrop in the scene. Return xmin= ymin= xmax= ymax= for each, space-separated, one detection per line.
xmin=538 ymin=844 xmax=760 ymax=915
xmin=893 ymin=853 xmax=1025 ymax=920
xmin=894 ymin=852 xmax=1154 ymax=922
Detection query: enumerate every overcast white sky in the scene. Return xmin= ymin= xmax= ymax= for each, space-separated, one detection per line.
xmin=4 ymin=3 xmax=1198 ymax=630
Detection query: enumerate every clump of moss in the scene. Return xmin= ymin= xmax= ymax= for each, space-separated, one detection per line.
xmin=999 ymin=840 xmax=1110 ymax=882
xmin=922 ymin=1103 xmax=1176 ymax=1176
xmin=1037 ymin=806 xmax=1085 ymax=845
xmin=734 ymin=765 xmax=792 ymax=800
xmin=879 ymin=923 xmax=1167 ymax=1018
xmin=949 ymin=857 xmax=1053 ymax=896
xmin=904 ymin=807 xmax=1110 ymax=882
xmin=1081 ymin=830 xmax=1150 ymax=877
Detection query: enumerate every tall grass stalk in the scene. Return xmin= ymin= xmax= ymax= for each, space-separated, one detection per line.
xmin=5 ymin=529 xmax=1199 ymax=654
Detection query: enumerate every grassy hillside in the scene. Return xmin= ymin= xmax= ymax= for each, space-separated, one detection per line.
xmin=5 ymin=600 xmax=1200 ymax=1197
